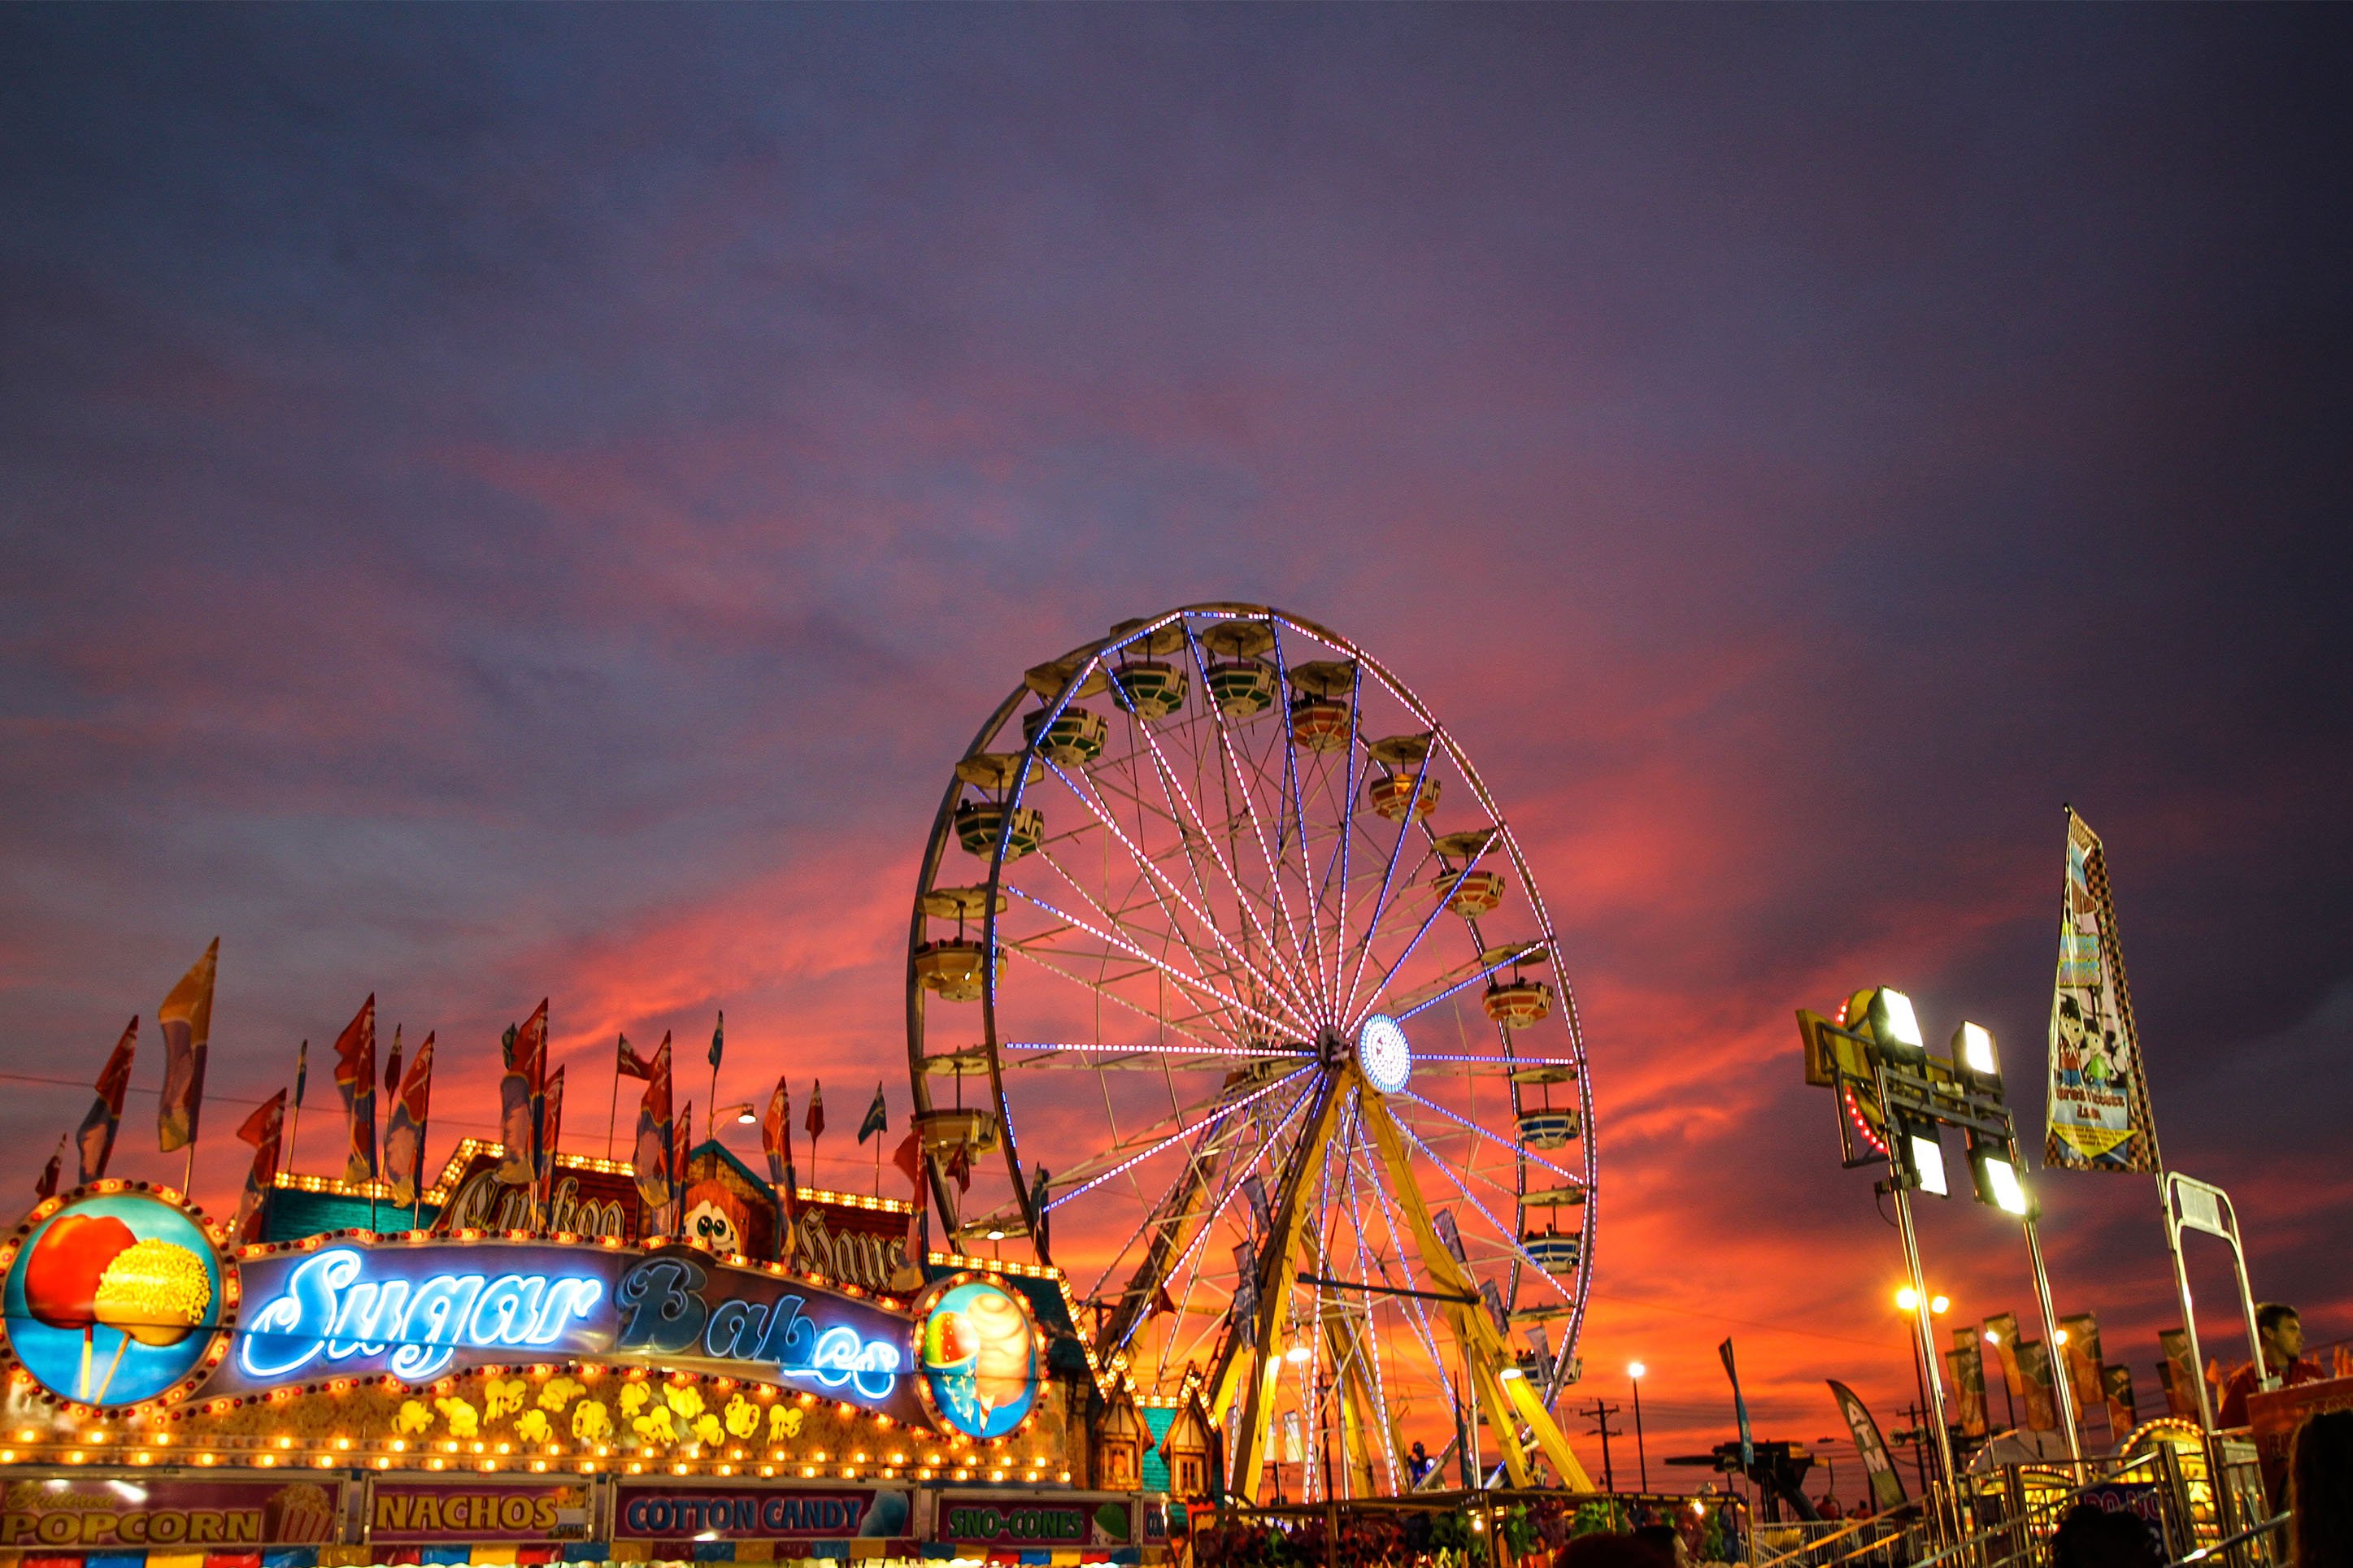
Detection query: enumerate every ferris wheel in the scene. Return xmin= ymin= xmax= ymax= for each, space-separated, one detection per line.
xmin=905 ymin=605 xmax=1596 ymax=1500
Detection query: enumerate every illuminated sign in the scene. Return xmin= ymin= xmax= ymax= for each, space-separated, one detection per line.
xmin=238 ymin=1247 xmax=604 ymax=1381
xmin=0 ymin=1189 xmax=232 ymax=1411
xmin=0 ymin=1477 xmax=346 ymax=1548
xmin=612 ymin=1256 xmax=901 ymax=1401
xmin=939 ymin=1496 xmax=1133 ymax=1548
xmin=369 ymin=1483 xmax=593 ymax=1543
xmin=614 ymin=1487 xmax=910 ymax=1540
xmin=911 ymin=1275 xmax=1042 ymax=1440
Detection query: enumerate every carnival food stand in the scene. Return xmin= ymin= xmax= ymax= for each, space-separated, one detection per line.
xmin=0 ymin=1166 xmax=1184 ymax=1568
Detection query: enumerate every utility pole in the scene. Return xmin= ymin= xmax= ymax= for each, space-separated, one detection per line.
xmin=1582 ymin=1401 xmax=1622 ymax=1493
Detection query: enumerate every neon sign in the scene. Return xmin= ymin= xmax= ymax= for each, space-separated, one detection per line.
xmin=612 ymin=1257 xmax=900 ymax=1401
xmin=239 ymin=1249 xmax=604 ymax=1381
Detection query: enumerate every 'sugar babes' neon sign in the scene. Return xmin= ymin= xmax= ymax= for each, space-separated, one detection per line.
xmin=220 ymin=1241 xmax=909 ymax=1409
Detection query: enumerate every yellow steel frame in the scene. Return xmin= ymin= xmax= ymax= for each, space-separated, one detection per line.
xmin=1206 ymin=1064 xmax=1592 ymax=1500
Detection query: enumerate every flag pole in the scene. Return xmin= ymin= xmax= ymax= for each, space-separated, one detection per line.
xmin=285 ymin=1041 xmax=306 ymax=1176
xmin=607 ymin=1042 xmax=622 ymax=1162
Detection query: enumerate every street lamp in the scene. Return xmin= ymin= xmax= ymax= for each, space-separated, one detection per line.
xmin=1894 ymin=1288 xmax=1951 ymax=1494
xmin=1628 ymin=1362 xmax=1649 ymax=1492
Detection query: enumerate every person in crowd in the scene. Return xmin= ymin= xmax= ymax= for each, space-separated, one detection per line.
xmin=1407 ymin=1440 xmax=1434 ymax=1484
xmin=2218 ymin=1304 xmax=2326 ymax=1426
xmin=2291 ymin=1409 xmax=2353 ymax=1568
xmin=1817 ymin=1492 xmax=1846 ymax=1522
xmin=1633 ymin=1522 xmax=1691 ymax=1568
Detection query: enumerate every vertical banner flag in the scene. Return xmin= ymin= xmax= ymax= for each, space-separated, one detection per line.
xmin=77 ymin=1019 xmax=138 ymax=1184
xmin=156 ymin=938 xmax=220 ymax=1153
xmin=631 ymin=1034 xmax=674 ymax=1225
xmin=331 ymin=995 xmax=379 ymax=1184
xmin=1829 ymin=1380 xmax=1909 ymax=1512
xmin=498 ymin=1001 xmax=547 ymax=1185
xmin=1949 ymin=1329 xmax=1990 ymax=1437
xmin=287 ymin=1038 xmax=307 ymax=1172
xmin=2016 ymin=1339 xmax=2061 ymax=1431
xmin=1231 ymin=1241 xmax=1259 ymax=1323
xmin=890 ymin=1126 xmax=926 ymax=1284
xmin=2102 ymin=1364 xmax=2138 ymax=1434
xmin=611 ymin=1032 xmax=653 ymax=1160
xmin=1433 ymin=1206 xmax=1467 ymax=1266
xmin=804 ymin=1080 xmax=824 ymax=1184
xmin=1984 ymin=1312 xmax=2025 ymax=1399
xmin=1242 ymin=1175 xmax=1272 ymax=1236
xmin=857 ymin=1084 xmax=888 ymax=1143
xmin=538 ymin=1065 xmax=567 ymax=1188
xmin=2046 ymin=810 xmax=2162 ymax=1171
xmin=671 ymin=1100 xmax=692 ymax=1220
xmin=232 ymin=1089 xmax=287 ymax=1243
xmin=2059 ymin=1312 xmax=2107 ymax=1429
xmin=35 ymin=1136 xmax=64 ymax=1201
xmin=1720 ymin=1340 xmax=1755 ymax=1470
xmin=2158 ymin=1329 xmax=2200 ymax=1418
xmin=761 ymin=1077 xmax=794 ymax=1189
xmin=383 ymin=1033 xmax=435 ymax=1210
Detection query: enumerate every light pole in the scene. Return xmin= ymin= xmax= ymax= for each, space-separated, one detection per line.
xmin=1629 ymin=1362 xmax=1650 ymax=1492
xmin=1895 ymin=1288 xmax=1950 ymax=1494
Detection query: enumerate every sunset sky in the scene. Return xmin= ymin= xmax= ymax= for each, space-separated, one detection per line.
xmin=3 ymin=6 xmax=2348 ymax=1499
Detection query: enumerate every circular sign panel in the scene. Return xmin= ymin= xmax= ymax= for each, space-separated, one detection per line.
xmin=1 ymin=1188 xmax=228 ymax=1409
xmin=911 ymin=1275 xmax=1041 ymax=1440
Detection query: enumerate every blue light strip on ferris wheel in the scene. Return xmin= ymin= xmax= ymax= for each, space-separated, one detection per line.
xmin=1044 ymin=1066 xmax=1314 ymax=1213
xmin=1393 ymin=945 xmax=1534 ymax=1026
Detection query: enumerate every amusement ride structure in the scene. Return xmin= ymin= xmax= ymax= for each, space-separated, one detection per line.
xmin=905 ymin=605 xmax=1598 ymax=1501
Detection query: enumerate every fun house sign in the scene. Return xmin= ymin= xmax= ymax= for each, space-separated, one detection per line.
xmin=0 ymin=1185 xmax=1043 ymax=1446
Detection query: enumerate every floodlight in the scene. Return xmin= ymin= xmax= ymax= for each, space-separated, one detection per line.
xmin=1968 ymin=1132 xmax=2035 ymax=1217
xmin=1929 ymin=1294 xmax=1950 ymax=1315
xmin=1864 ymin=988 xmax=1926 ymax=1061
xmin=1952 ymin=1022 xmax=2001 ymax=1092
xmin=1285 ymin=1343 xmax=1312 ymax=1365
xmin=1903 ymin=1121 xmax=1949 ymax=1197
xmin=1895 ymin=1287 xmax=1920 ymax=1312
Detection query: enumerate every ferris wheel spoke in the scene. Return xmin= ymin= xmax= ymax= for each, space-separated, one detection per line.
xmin=1265 ymin=621 xmax=1337 ymax=1022
xmin=1003 ymin=945 xmax=1246 ymax=1053
xmin=1024 ymin=839 xmax=1298 ymax=1045
xmin=1394 ymin=1087 xmax=1581 ymax=1188
xmin=1390 ymin=1118 xmax=1573 ymax=1305
xmin=1044 ymin=1066 xmax=1314 ymax=1214
xmin=1177 ymin=623 xmax=1331 ymax=1023
xmin=1135 ymin=1073 xmax=1324 ymax=1363
xmin=1128 ymin=708 xmax=1331 ymax=1032
xmin=1350 ymin=1128 xmax=1459 ymax=1409
xmin=1034 ymin=754 xmax=1321 ymax=1039
xmin=1337 ymin=733 xmax=1442 ymax=1021
xmin=1381 ymin=940 xmax=1544 ymax=1027
xmin=1346 ymin=840 xmax=1502 ymax=1029
xmin=1005 ymin=884 xmax=1302 ymax=1044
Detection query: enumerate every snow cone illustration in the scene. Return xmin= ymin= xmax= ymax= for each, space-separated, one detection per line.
xmin=3 ymin=1193 xmax=221 ymax=1407
xmin=916 ymin=1280 xmax=1037 ymax=1439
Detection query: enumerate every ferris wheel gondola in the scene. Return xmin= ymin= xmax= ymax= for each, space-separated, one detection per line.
xmin=906 ymin=604 xmax=1598 ymax=1501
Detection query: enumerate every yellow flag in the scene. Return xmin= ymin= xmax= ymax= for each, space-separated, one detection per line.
xmin=157 ymin=938 xmax=219 ymax=1153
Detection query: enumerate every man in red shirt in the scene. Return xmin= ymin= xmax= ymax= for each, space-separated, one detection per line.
xmin=2216 ymin=1302 xmax=2325 ymax=1426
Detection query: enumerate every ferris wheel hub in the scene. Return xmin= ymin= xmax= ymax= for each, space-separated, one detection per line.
xmin=1355 ymin=1012 xmax=1413 ymax=1095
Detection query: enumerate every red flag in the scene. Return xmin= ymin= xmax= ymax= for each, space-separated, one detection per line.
xmin=384 ymin=1033 xmax=436 ymax=1210
xmin=77 ymin=1018 xmax=138 ymax=1184
xmin=232 ymin=1089 xmax=287 ymax=1244
xmin=538 ymin=1065 xmax=567 ymax=1188
xmin=498 ymin=1001 xmax=547 ymax=1185
xmin=630 ymin=1035 xmax=673 ymax=1225
xmin=384 ymin=1026 xmax=402 ymax=1097
xmin=891 ymin=1127 xmax=925 ymax=1200
xmin=804 ymin=1080 xmax=825 ymax=1140
xmin=33 ymin=1136 xmax=63 ymax=1201
xmin=761 ymin=1076 xmax=794 ymax=1188
xmin=156 ymin=938 xmax=219 ymax=1153
xmin=615 ymin=1034 xmax=653 ymax=1080
xmin=330 ymin=995 xmax=378 ymax=1184
xmin=948 ymin=1145 xmax=973 ymax=1195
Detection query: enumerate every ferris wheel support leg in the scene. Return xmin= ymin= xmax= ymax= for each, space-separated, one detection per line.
xmin=1216 ymin=1073 xmax=1351 ymax=1502
xmin=1355 ymin=1084 xmax=1597 ymax=1493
